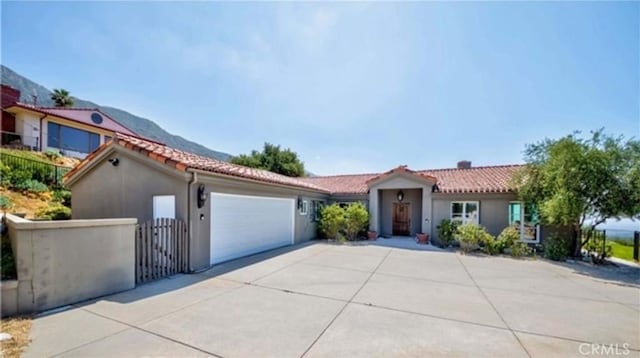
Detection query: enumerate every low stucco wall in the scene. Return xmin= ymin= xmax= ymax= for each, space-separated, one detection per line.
xmin=4 ymin=214 xmax=137 ymax=315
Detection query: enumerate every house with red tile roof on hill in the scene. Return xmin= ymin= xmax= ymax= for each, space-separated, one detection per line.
xmin=65 ymin=133 xmax=541 ymax=272
xmin=1 ymin=84 xmax=137 ymax=158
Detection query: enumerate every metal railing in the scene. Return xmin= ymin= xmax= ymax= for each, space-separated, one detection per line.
xmin=0 ymin=152 xmax=72 ymax=187
xmin=0 ymin=131 xmax=39 ymax=150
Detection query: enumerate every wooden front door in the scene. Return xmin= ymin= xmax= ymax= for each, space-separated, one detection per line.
xmin=392 ymin=203 xmax=411 ymax=236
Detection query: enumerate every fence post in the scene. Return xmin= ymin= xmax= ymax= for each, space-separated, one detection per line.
xmin=634 ymin=231 xmax=639 ymax=262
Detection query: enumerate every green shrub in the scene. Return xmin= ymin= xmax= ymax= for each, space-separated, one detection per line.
xmin=16 ymin=179 xmax=48 ymax=193
xmin=497 ymin=226 xmax=520 ymax=249
xmin=1 ymin=234 xmax=16 ymax=280
xmin=36 ymin=205 xmax=71 ymax=220
xmin=543 ymin=235 xmax=570 ymax=261
xmin=455 ymin=223 xmax=492 ymax=254
xmin=510 ymin=241 xmax=532 ymax=258
xmin=44 ymin=150 xmax=62 ymax=161
xmin=344 ymin=203 xmax=369 ymax=240
xmin=437 ymin=219 xmax=458 ymax=248
xmin=53 ymin=190 xmax=72 ymax=207
xmin=0 ymin=195 xmax=12 ymax=214
xmin=482 ymin=236 xmax=501 ymax=255
xmin=319 ymin=203 xmax=345 ymax=240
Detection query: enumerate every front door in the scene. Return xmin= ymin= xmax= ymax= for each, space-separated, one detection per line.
xmin=392 ymin=203 xmax=411 ymax=236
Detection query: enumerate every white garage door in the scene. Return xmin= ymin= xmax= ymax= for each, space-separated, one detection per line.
xmin=210 ymin=193 xmax=295 ymax=264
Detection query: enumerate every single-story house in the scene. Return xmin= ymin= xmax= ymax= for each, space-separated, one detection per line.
xmin=65 ymin=133 xmax=542 ymax=272
xmin=1 ymin=85 xmax=137 ymax=158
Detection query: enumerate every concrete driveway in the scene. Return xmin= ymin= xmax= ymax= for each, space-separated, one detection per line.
xmin=24 ymin=242 xmax=639 ymax=357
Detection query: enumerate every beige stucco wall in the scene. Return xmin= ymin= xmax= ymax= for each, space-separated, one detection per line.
xmin=431 ymin=193 xmax=517 ymax=244
xmin=380 ymin=189 xmax=422 ymax=236
xmin=70 ymin=148 xmax=190 ymax=223
xmin=4 ymin=214 xmax=136 ymax=315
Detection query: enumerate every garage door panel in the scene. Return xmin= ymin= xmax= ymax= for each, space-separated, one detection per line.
xmin=210 ymin=193 xmax=294 ymax=264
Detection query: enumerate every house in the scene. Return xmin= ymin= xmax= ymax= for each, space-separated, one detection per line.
xmin=0 ymin=85 xmax=137 ymax=158
xmin=65 ymin=133 xmax=541 ymax=272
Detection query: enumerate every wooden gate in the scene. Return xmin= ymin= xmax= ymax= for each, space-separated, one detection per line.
xmin=135 ymin=218 xmax=188 ymax=284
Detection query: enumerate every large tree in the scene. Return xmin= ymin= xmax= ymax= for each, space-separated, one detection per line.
xmin=50 ymin=88 xmax=74 ymax=107
xmin=514 ymin=129 xmax=640 ymax=256
xmin=231 ymin=142 xmax=305 ymax=177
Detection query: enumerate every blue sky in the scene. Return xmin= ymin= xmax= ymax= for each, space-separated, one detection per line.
xmin=2 ymin=1 xmax=638 ymax=175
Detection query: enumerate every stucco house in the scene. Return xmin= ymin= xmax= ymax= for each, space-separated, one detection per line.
xmin=1 ymin=85 xmax=137 ymax=158
xmin=65 ymin=133 xmax=541 ymax=272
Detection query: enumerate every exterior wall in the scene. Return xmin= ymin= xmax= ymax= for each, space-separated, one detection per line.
xmin=70 ymin=148 xmax=190 ymax=223
xmin=431 ymin=193 xmax=517 ymax=244
xmin=368 ymin=174 xmax=435 ymax=236
xmin=189 ymin=174 xmax=328 ymax=271
xmin=4 ymin=214 xmax=136 ymax=315
xmin=380 ymin=189 xmax=422 ymax=236
xmin=15 ymin=112 xmax=40 ymax=148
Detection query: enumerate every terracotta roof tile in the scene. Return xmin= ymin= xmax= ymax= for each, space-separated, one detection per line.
xmin=298 ymin=164 xmax=524 ymax=194
xmin=65 ymin=133 xmax=329 ymax=192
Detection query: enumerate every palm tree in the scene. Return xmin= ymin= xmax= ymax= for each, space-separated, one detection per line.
xmin=50 ymin=89 xmax=74 ymax=107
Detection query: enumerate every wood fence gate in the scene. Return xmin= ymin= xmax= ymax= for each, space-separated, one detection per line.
xmin=135 ymin=218 xmax=188 ymax=284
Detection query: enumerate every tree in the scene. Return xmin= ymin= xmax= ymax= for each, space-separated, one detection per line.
xmin=231 ymin=143 xmax=305 ymax=177
xmin=514 ymin=129 xmax=640 ymax=256
xmin=50 ymin=89 xmax=74 ymax=108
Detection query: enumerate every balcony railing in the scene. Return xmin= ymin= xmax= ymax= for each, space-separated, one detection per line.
xmin=0 ymin=131 xmax=39 ymax=151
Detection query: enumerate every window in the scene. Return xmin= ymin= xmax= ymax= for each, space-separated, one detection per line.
xmin=509 ymin=201 xmax=540 ymax=242
xmin=311 ymin=200 xmax=324 ymax=222
xmin=299 ymin=200 xmax=308 ymax=215
xmin=48 ymin=122 xmax=101 ymax=154
xmin=450 ymin=201 xmax=479 ymax=225
xmin=104 ymin=135 xmax=112 ymax=143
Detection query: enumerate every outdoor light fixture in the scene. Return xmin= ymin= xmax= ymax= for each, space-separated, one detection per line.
xmin=397 ymin=190 xmax=405 ymax=202
xmin=197 ymin=184 xmax=207 ymax=209
xmin=297 ymin=197 xmax=303 ymax=210
xmin=108 ymin=158 xmax=119 ymax=166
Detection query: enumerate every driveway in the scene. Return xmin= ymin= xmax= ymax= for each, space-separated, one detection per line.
xmin=24 ymin=242 xmax=640 ymax=357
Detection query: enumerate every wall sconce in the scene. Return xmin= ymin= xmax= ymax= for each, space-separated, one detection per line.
xmin=397 ymin=190 xmax=404 ymax=202
xmin=108 ymin=158 xmax=119 ymax=166
xmin=197 ymin=184 xmax=207 ymax=209
xmin=297 ymin=197 xmax=303 ymax=210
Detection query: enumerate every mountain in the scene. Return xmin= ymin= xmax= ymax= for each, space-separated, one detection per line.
xmin=1 ymin=65 xmax=232 ymax=161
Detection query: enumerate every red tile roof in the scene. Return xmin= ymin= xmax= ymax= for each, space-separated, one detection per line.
xmin=64 ymin=133 xmax=329 ymax=192
xmin=6 ymin=103 xmax=137 ymax=136
xmin=366 ymin=165 xmax=437 ymax=184
xmin=299 ymin=164 xmax=524 ymax=194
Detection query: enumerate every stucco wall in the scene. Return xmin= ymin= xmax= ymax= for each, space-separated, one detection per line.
xmin=431 ymin=193 xmax=517 ymax=243
xmin=70 ymin=149 xmax=190 ymax=223
xmin=4 ymin=214 xmax=136 ymax=315
xmin=380 ymin=189 xmax=422 ymax=236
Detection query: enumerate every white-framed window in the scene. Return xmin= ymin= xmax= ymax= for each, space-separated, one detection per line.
xmin=311 ymin=200 xmax=324 ymax=222
xmin=508 ymin=201 xmax=540 ymax=243
xmin=450 ymin=201 xmax=479 ymax=225
xmin=299 ymin=200 xmax=308 ymax=215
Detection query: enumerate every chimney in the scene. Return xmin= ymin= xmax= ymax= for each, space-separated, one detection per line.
xmin=457 ymin=160 xmax=472 ymax=169
xmin=1 ymin=85 xmax=20 ymax=108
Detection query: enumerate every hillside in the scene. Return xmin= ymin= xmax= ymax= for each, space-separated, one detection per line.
xmin=1 ymin=65 xmax=232 ymax=161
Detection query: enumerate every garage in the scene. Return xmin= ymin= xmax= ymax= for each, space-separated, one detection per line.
xmin=210 ymin=192 xmax=295 ymax=264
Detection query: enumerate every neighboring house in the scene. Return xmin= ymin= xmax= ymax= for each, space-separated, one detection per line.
xmin=65 ymin=133 xmax=543 ymax=272
xmin=0 ymin=84 xmax=137 ymax=158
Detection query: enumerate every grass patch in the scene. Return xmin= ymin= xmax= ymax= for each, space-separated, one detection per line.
xmin=609 ymin=241 xmax=636 ymax=262
xmin=0 ymin=316 xmax=32 ymax=358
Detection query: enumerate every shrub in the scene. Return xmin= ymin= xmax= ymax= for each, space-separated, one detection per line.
xmin=510 ymin=241 xmax=532 ymax=258
xmin=455 ymin=223 xmax=492 ymax=254
xmin=36 ymin=205 xmax=71 ymax=220
xmin=482 ymin=236 xmax=501 ymax=255
xmin=0 ymin=195 xmax=12 ymax=214
xmin=319 ymin=203 xmax=345 ymax=240
xmin=543 ymin=235 xmax=570 ymax=261
xmin=497 ymin=226 xmax=520 ymax=249
xmin=344 ymin=203 xmax=369 ymax=240
xmin=44 ymin=150 xmax=62 ymax=161
xmin=15 ymin=179 xmax=48 ymax=193
xmin=437 ymin=219 xmax=458 ymax=248
xmin=1 ymin=234 xmax=16 ymax=280
xmin=53 ymin=190 xmax=72 ymax=208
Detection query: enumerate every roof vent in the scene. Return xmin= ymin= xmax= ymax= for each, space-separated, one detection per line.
xmin=457 ymin=161 xmax=472 ymax=169
xmin=91 ymin=112 xmax=103 ymax=124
